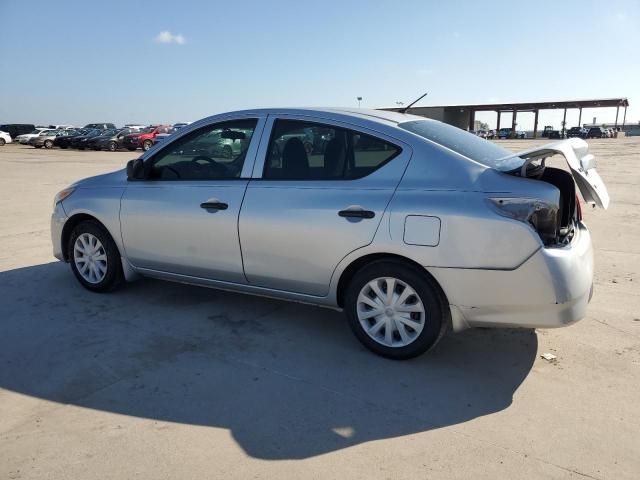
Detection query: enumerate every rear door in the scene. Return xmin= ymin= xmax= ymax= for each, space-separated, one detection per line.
xmin=238 ymin=115 xmax=411 ymax=296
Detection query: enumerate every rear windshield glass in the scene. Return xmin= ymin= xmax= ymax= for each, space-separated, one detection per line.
xmin=399 ymin=120 xmax=523 ymax=171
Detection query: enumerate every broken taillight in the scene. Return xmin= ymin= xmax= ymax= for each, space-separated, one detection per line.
xmin=488 ymin=197 xmax=559 ymax=245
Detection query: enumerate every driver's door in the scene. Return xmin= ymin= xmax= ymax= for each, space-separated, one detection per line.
xmin=120 ymin=116 xmax=264 ymax=283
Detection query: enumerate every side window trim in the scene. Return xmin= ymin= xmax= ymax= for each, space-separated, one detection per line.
xmin=140 ymin=115 xmax=266 ymax=181
xmin=252 ymin=115 xmax=405 ymax=180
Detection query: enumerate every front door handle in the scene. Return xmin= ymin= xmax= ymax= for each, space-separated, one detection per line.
xmin=338 ymin=208 xmax=375 ymax=219
xmin=200 ymin=199 xmax=228 ymax=210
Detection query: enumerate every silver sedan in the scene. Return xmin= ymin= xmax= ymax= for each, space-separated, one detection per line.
xmin=51 ymin=108 xmax=609 ymax=359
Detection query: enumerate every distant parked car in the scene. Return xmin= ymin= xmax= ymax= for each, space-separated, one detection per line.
xmin=497 ymin=128 xmax=513 ymax=139
xmin=122 ymin=125 xmax=172 ymax=151
xmin=15 ymin=128 xmax=55 ymax=144
xmin=84 ymin=123 xmax=116 ymax=130
xmin=70 ymin=129 xmax=104 ymax=149
xmin=515 ymin=130 xmax=526 ymax=139
xmin=29 ymin=129 xmax=75 ymax=149
xmin=54 ymin=129 xmax=88 ymax=149
xmin=173 ymin=122 xmax=191 ymax=129
xmin=89 ymin=128 xmax=134 ymax=152
xmin=548 ymin=130 xmax=562 ymax=139
xmin=0 ymin=130 xmax=12 ymax=146
xmin=486 ymin=129 xmax=496 ymax=139
xmin=0 ymin=124 xmax=36 ymax=139
xmin=567 ymin=127 xmax=588 ymax=139
xmin=587 ymin=127 xmax=605 ymax=138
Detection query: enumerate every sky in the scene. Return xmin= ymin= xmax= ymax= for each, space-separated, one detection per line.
xmin=0 ymin=0 xmax=638 ymax=130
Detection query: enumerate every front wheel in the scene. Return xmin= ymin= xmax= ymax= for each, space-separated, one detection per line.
xmin=44 ymin=139 xmax=54 ymax=149
xmin=344 ymin=260 xmax=447 ymax=359
xmin=68 ymin=220 xmax=124 ymax=292
xmin=108 ymin=141 xmax=117 ymax=152
xmin=0 ymin=138 xmax=5 ymax=146
xmin=142 ymin=140 xmax=152 ymax=151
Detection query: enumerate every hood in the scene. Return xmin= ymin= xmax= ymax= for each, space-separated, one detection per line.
xmin=498 ymin=138 xmax=609 ymax=209
xmin=73 ymin=168 xmax=128 ymax=188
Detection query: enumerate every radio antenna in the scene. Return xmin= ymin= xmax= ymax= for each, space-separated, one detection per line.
xmin=399 ymin=92 xmax=429 ymax=113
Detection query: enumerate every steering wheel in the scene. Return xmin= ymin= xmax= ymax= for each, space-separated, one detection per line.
xmin=191 ymin=155 xmax=229 ymax=176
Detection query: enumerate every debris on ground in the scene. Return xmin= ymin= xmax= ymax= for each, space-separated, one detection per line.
xmin=541 ymin=352 xmax=557 ymax=362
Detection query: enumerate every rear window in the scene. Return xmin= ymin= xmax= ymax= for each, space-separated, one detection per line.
xmin=399 ymin=120 xmax=522 ymax=171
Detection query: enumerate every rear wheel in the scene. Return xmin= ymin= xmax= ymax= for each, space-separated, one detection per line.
xmin=344 ymin=260 xmax=447 ymax=359
xmin=68 ymin=220 xmax=124 ymax=292
xmin=0 ymin=138 xmax=5 ymax=146
xmin=44 ymin=139 xmax=54 ymax=149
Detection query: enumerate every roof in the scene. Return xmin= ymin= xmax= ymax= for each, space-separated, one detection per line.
xmin=383 ymin=98 xmax=629 ymax=113
xmin=218 ymin=107 xmax=427 ymax=125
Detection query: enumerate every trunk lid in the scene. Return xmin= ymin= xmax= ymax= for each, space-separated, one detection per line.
xmin=500 ymin=138 xmax=609 ymax=209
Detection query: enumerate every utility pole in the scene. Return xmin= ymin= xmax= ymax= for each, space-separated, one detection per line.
xmin=357 ymin=97 xmax=362 ymax=108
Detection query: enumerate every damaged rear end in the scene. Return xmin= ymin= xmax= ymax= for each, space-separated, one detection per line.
xmin=489 ymin=138 xmax=609 ymax=247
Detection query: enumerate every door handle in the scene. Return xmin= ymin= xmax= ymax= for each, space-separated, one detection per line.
xmin=200 ymin=200 xmax=228 ymax=210
xmin=338 ymin=208 xmax=375 ymax=219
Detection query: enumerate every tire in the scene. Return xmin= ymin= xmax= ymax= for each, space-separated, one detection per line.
xmin=68 ymin=220 xmax=124 ymax=293
xmin=108 ymin=141 xmax=117 ymax=152
xmin=44 ymin=140 xmax=54 ymax=149
xmin=0 ymin=138 xmax=5 ymax=146
xmin=344 ymin=259 xmax=447 ymax=359
xmin=142 ymin=140 xmax=152 ymax=151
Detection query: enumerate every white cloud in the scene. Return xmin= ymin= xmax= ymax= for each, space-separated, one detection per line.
xmin=154 ymin=31 xmax=186 ymax=45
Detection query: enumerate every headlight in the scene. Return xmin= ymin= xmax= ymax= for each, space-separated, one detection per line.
xmin=54 ymin=186 xmax=75 ymax=207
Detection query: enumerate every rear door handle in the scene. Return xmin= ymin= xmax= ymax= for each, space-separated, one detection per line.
xmin=200 ymin=199 xmax=228 ymax=210
xmin=338 ymin=208 xmax=375 ymax=219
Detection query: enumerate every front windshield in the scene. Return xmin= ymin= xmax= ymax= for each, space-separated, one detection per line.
xmin=399 ymin=120 xmax=524 ymax=171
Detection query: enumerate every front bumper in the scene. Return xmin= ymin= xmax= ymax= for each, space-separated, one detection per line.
xmin=51 ymin=202 xmax=68 ymax=261
xmin=431 ymin=222 xmax=594 ymax=330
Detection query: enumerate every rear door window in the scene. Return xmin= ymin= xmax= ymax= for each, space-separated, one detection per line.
xmin=263 ymin=120 xmax=400 ymax=180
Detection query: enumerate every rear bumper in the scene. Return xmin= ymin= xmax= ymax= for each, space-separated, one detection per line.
xmin=431 ymin=222 xmax=594 ymax=330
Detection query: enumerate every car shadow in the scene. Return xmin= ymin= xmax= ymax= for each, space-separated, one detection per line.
xmin=0 ymin=262 xmax=537 ymax=460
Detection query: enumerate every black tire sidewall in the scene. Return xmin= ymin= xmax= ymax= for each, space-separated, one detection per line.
xmin=345 ymin=260 xmax=446 ymax=360
xmin=109 ymin=142 xmax=117 ymax=151
xmin=68 ymin=221 xmax=123 ymax=292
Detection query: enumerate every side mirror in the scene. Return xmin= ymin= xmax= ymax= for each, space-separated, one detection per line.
xmin=126 ymin=158 xmax=144 ymax=180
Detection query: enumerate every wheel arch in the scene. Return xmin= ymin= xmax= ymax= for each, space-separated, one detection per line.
xmin=61 ymin=213 xmax=118 ymax=262
xmin=335 ymin=252 xmax=450 ymax=311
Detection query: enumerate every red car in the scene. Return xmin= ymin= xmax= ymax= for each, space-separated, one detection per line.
xmin=122 ymin=125 xmax=172 ymax=151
